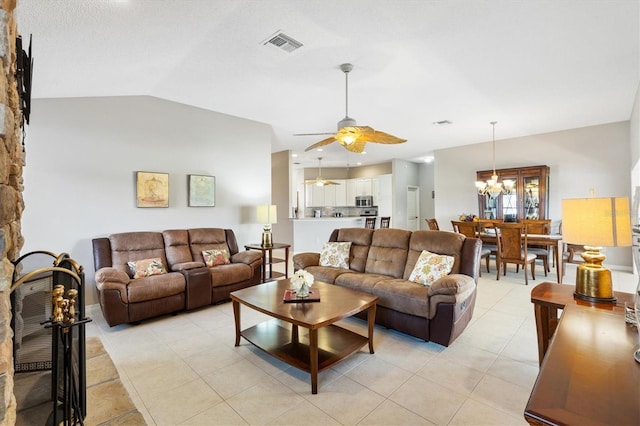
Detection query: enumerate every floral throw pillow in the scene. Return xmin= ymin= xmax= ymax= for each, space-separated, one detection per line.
xmin=409 ymin=250 xmax=454 ymax=286
xmin=202 ymin=249 xmax=230 ymax=267
xmin=128 ymin=258 xmax=167 ymax=279
xmin=319 ymin=242 xmax=352 ymax=269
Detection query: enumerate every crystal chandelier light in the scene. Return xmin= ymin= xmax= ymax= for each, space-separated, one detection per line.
xmin=475 ymin=121 xmax=514 ymax=197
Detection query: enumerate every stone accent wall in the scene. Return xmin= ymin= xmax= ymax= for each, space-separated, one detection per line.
xmin=0 ymin=0 xmax=23 ymax=424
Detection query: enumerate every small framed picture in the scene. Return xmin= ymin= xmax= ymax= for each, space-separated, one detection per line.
xmin=136 ymin=171 xmax=169 ymax=208
xmin=188 ymin=174 xmax=215 ymax=207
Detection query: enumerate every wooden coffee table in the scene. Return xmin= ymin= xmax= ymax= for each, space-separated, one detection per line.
xmin=230 ymin=279 xmax=378 ymax=394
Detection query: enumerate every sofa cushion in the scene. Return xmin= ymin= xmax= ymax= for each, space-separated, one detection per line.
xmin=126 ymin=273 xmax=185 ymax=303
xmin=127 ymin=258 xmax=167 ymax=279
xmin=209 ymin=263 xmax=252 ymax=288
xmin=365 ymin=229 xmax=412 ymax=278
xmin=404 ymin=230 xmax=466 ymax=280
xmin=334 ymin=272 xmax=390 ymax=294
xmin=333 ymin=228 xmax=374 ymax=273
xmin=304 ymin=266 xmax=353 ymax=284
xmin=319 ymin=242 xmax=351 ymax=269
xmin=372 ymin=279 xmax=431 ymax=319
xmin=188 ymin=228 xmax=230 ymax=262
xmin=163 ymin=229 xmax=194 ymax=267
xmin=110 ymin=232 xmax=168 ymax=270
xmin=202 ymin=249 xmax=230 ymax=267
xmin=408 ymin=250 xmax=454 ymax=286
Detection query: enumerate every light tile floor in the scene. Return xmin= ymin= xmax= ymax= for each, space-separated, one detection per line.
xmin=85 ymin=263 xmax=638 ymax=426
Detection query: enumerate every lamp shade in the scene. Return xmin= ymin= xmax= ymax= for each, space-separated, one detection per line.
xmin=257 ymin=205 xmax=277 ymax=224
xmin=562 ymin=197 xmax=631 ymax=247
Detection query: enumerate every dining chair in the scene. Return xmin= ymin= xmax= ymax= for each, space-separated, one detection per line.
xmin=494 ymin=222 xmax=536 ymax=285
xmin=520 ymin=219 xmax=552 ymax=276
xmin=451 ymin=220 xmax=491 ymax=275
xmin=476 ymin=218 xmax=501 ymax=269
xmin=380 ymin=217 xmax=390 ymax=228
xmin=426 ymin=218 xmax=439 ymax=230
xmin=364 ymin=217 xmax=376 ymax=229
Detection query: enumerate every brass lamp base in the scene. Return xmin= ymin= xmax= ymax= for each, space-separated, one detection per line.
xmin=261 ymin=229 xmax=272 ymax=247
xmin=573 ymin=247 xmax=616 ymax=304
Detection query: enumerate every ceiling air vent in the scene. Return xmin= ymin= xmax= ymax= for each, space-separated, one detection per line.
xmin=262 ymin=31 xmax=303 ymax=53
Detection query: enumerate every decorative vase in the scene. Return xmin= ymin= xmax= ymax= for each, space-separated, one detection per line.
xmin=297 ymin=282 xmax=310 ymax=298
xmin=291 ymin=269 xmax=314 ymax=299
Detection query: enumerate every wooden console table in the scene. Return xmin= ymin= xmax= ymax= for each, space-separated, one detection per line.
xmin=530 ymin=282 xmax=633 ymax=365
xmin=244 ymin=243 xmax=290 ymax=283
xmin=526 ymin=283 xmax=640 ymax=425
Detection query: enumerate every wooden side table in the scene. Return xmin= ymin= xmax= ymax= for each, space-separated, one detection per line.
xmin=525 ymin=304 xmax=640 ymax=425
xmin=530 ymin=282 xmax=634 ymax=365
xmin=244 ymin=243 xmax=290 ymax=283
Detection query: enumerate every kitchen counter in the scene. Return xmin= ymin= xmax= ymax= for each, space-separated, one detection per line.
xmin=292 ymin=216 xmax=367 ymax=253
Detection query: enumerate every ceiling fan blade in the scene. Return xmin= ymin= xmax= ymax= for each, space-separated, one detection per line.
xmin=342 ymin=139 xmax=367 ymax=153
xmin=304 ymin=136 xmax=338 ymax=152
xmin=366 ymin=130 xmax=407 ymax=144
xmin=343 ymin=126 xmax=406 ymax=144
xmin=294 ymin=132 xmax=335 ymax=136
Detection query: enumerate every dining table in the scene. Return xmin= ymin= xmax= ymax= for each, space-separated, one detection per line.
xmin=479 ymin=232 xmax=564 ymax=283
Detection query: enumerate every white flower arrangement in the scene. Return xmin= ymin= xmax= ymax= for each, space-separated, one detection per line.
xmin=292 ymin=269 xmax=314 ymax=297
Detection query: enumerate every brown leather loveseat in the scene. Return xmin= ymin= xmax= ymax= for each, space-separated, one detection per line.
xmin=293 ymin=228 xmax=481 ymax=346
xmin=92 ymin=228 xmax=262 ymax=326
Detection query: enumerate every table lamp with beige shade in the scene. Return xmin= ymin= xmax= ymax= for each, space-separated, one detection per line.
xmin=257 ymin=204 xmax=277 ymax=247
xmin=562 ymin=196 xmax=631 ymax=303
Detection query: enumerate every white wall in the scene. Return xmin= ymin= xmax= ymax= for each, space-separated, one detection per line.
xmin=391 ymin=159 xmax=420 ymax=230
xmin=433 ymin=121 xmax=632 ymax=267
xmin=21 ymin=96 xmax=272 ymax=303
xmin=418 ymin=161 xmax=435 ymax=229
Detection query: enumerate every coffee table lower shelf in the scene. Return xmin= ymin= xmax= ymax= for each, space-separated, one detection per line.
xmin=240 ymin=319 xmax=369 ymax=385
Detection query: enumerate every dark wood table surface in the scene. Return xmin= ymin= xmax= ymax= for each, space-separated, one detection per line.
xmin=230 ymin=279 xmax=378 ymax=394
xmin=530 ymin=282 xmax=634 ymax=365
xmin=525 ymin=302 xmax=640 ymax=425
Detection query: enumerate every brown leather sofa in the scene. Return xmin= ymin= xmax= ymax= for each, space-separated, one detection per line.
xmin=92 ymin=228 xmax=262 ymax=326
xmin=293 ymin=228 xmax=481 ymax=346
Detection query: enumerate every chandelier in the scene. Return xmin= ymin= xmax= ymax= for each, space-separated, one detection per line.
xmin=475 ymin=121 xmax=514 ymax=198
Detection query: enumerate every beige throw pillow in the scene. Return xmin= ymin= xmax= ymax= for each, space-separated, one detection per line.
xmin=319 ymin=242 xmax=351 ymax=269
xmin=409 ymin=250 xmax=454 ymax=286
xmin=127 ymin=258 xmax=167 ymax=279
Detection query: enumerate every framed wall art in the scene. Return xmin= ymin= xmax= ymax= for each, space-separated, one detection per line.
xmin=136 ymin=171 xmax=169 ymax=208
xmin=188 ymin=174 xmax=215 ymax=207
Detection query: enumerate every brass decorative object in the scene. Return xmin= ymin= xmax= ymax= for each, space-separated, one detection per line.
xmin=562 ymin=196 xmax=632 ymax=303
xmin=51 ymin=285 xmax=79 ymax=324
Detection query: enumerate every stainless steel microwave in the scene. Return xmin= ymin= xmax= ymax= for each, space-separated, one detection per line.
xmin=355 ymin=196 xmax=373 ymax=207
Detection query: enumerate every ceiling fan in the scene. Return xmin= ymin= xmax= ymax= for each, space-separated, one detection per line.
xmin=299 ymin=63 xmax=407 ymax=154
xmin=304 ymin=157 xmax=340 ymax=186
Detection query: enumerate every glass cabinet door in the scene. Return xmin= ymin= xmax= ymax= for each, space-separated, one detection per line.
xmin=523 ymin=176 xmax=541 ymax=219
xmin=476 ymin=165 xmax=549 ymax=220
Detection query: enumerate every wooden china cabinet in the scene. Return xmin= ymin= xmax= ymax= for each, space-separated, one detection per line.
xmin=476 ymin=165 xmax=549 ymax=221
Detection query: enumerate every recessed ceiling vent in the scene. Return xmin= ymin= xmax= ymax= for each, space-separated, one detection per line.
xmin=262 ymin=31 xmax=303 ymax=53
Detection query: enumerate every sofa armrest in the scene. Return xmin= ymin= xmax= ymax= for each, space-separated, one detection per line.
xmin=293 ymin=252 xmax=320 ymax=271
xmin=95 ymin=267 xmax=130 ymax=285
xmin=171 ymin=261 xmax=206 ymax=271
xmin=428 ymin=274 xmax=475 ymax=297
xmin=230 ymin=250 xmax=262 ymax=265
xmin=94 ymin=267 xmax=130 ymax=303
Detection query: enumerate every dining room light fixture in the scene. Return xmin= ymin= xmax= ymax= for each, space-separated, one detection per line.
xmin=475 ymin=121 xmax=514 ymax=198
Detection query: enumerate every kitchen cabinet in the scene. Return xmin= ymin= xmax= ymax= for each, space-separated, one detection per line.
xmin=346 ymin=180 xmax=357 ymax=206
xmin=476 ymin=165 xmax=549 ymax=220
xmin=355 ymin=178 xmax=372 ymax=196
xmin=305 ymin=184 xmax=324 ymax=207
xmin=324 ymin=184 xmax=336 ymax=206
xmin=334 ymin=179 xmax=347 ymax=206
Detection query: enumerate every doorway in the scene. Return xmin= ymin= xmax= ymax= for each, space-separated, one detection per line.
xmin=407 ymin=186 xmax=420 ymax=231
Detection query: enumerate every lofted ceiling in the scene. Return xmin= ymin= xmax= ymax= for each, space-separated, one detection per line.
xmin=15 ymin=0 xmax=639 ymax=169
